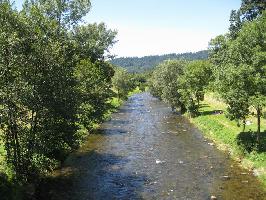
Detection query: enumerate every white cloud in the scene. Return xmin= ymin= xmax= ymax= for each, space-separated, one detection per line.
xmin=107 ymin=23 xmax=218 ymax=57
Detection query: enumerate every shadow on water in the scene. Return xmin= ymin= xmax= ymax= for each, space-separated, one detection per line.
xmin=106 ymin=119 xmax=130 ymax=126
xmin=96 ymin=128 xmax=128 ymax=135
xmin=36 ymin=150 xmax=146 ymax=200
xmin=237 ymin=131 xmax=266 ymax=153
xmin=116 ymin=108 xmax=135 ymax=114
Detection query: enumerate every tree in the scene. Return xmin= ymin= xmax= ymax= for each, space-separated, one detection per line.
xmin=23 ymin=0 xmax=91 ymax=27
xmin=74 ymin=60 xmax=114 ymax=131
xmin=178 ymin=60 xmax=212 ymax=116
xmin=72 ymin=23 xmax=117 ymax=62
xmin=0 ymin=1 xmax=82 ymax=182
xmin=0 ymin=1 xmax=30 ymax=181
xmin=149 ymin=60 xmax=187 ymax=112
xmin=112 ymin=68 xmax=133 ymax=100
xmin=209 ymin=12 xmax=266 ymax=135
xmin=228 ymin=0 xmax=266 ymax=40
xmin=229 ymin=10 xmax=242 ymax=39
xmin=239 ymin=0 xmax=266 ymax=21
xmin=0 ymin=0 xmax=117 ymax=185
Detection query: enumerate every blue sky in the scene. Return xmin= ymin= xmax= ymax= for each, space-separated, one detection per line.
xmin=14 ymin=0 xmax=241 ymax=57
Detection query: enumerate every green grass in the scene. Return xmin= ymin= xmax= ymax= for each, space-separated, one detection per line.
xmin=0 ymin=129 xmax=8 ymax=175
xmin=0 ymin=141 xmax=6 ymax=172
xmin=189 ymin=93 xmax=266 ymax=186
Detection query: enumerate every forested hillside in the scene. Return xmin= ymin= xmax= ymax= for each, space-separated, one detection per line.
xmin=110 ymin=50 xmax=208 ymax=72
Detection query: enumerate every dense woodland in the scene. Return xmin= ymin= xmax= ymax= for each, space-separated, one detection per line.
xmin=110 ymin=50 xmax=208 ymax=72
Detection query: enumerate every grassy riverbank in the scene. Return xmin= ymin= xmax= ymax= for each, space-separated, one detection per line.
xmin=189 ymin=93 xmax=266 ymax=186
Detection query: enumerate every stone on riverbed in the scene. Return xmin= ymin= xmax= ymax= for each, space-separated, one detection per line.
xmin=156 ymin=159 xmax=166 ymax=164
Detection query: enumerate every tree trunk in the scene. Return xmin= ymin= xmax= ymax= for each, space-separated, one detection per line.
xmin=180 ymin=103 xmax=186 ymax=114
xmin=257 ymin=107 xmax=261 ymax=133
xmin=197 ymin=95 xmax=200 ymax=109
xmin=117 ymin=88 xmax=120 ymax=99
xmin=257 ymin=106 xmax=261 ymax=142
xmin=9 ymin=113 xmax=20 ymax=176
xmin=242 ymin=118 xmax=246 ymax=132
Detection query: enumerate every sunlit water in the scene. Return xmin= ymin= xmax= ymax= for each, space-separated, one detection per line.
xmin=39 ymin=92 xmax=266 ymax=200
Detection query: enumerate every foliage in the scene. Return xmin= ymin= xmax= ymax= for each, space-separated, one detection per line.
xmin=229 ymin=9 xmax=242 ymax=39
xmin=23 ymin=0 xmax=91 ymax=27
xmin=112 ymin=68 xmax=134 ymax=100
xmin=228 ymin=0 xmax=266 ymax=38
xmin=178 ymin=60 xmax=212 ymax=116
xmin=72 ymin=23 xmax=117 ymax=61
xmin=129 ymin=72 xmax=149 ymax=91
xmin=110 ymin=50 xmax=208 ymax=73
xmin=209 ymin=12 xmax=266 ymax=133
xmin=239 ymin=0 xmax=266 ymax=21
xmin=0 ymin=0 xmax=117 ymax=187
xmin=74 ymin=60 xmax=114 ymax=131
xmin=149 ymin=60 xmax=187 ymax=112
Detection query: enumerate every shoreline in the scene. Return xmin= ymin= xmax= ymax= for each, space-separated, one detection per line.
xmin=185 ymin=95 xmax=266 ymax=188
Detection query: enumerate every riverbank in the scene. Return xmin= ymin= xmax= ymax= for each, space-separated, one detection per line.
xmin=188 ymin=93 xmax=266 ymax=187
xmin=0 ymin=88 xmax=143 ymax=200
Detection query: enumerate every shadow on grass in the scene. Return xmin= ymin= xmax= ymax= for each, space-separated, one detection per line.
xmin=199 ymin=103 xmax=209 ymax=109
xmin=199 ymin=109 xmax=224 ymax=116
xmin=198 ymin=103 xmax=224 ymax=116
xmin=236 ymin=131 xmax=266 ymax=153
xmin=35 ymin=150 xmax=146 ymax=200
xmin=0 ymin=173 xmax=15 ymax=200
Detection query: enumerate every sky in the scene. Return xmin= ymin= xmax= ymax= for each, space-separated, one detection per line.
xmin=14 ymin=0 xmax=241 ymax=57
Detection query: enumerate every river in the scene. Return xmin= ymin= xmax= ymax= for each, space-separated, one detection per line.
xmin=38 ymin=92 xmax=266 ymax=200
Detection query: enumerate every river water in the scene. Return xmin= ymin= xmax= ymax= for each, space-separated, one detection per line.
xmin=41 ymin=92 xmax=266 ymax=200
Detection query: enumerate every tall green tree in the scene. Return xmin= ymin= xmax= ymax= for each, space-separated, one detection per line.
xmin=240 ymin=0 xmax=266 ymax=21
xmin=23 ymin=0 xmax=91 ymax=27
xmin=209 ymin=11 xmax=266 ymax=135
xmin=149 ymin=60 xmax=186 ymax=112
xmin=72 ymin=23 xmax=117 ymax=62
xmin=228 ymin=0 xmax=266 ymax=38
xmin=74 ymin=60 xmax=114 ymax=131
xmin=112 ymin=68 xmax=133 ymax=100
xmin=229 ymin=10 xmax=242 ymax=39
xmin=0 ymin=1 xmax=82 ymax=182
xmin=0 ymin=0 xmax=117 ymax=184
xmin=178 ymin=60 xmax=212 ymax=116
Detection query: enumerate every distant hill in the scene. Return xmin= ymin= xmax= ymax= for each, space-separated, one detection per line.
xmin=110 ymin=50 xmax=208 ymax=72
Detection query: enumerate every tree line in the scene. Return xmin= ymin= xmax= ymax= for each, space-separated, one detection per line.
xmin=149 ymin=0 xmax=265 ymax=135
xmin=110 ymin=50 xmax=208 ymax=73
xmin=0 ymin=0 xmax=138 ymax=193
